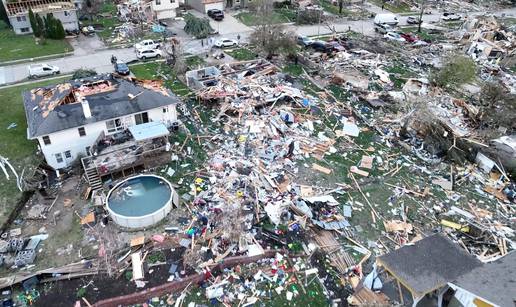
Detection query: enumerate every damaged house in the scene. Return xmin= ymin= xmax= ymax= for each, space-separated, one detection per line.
xmin=22 ymin=74 xmax=179 ymax=170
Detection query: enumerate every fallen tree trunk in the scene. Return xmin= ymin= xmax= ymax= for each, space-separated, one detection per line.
xmin=94 ymin=250 xmax=276 ymax=307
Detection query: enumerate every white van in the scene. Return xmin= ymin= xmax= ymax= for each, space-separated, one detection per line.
xmin=374 ymin=13 xmax=399 ymax=26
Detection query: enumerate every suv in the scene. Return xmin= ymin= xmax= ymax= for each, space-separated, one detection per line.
xmin=374 ymin=23 xmax=394 ymax=34
xmin=442 ymin=12 xmax=461 ymax=21
xmin=135 ymin=39 xmax=160 ymax=51
xmin=207 ymin=9 xmax=224 ymax=21
xmin=136 ymin=49 xmax=162 ymax=60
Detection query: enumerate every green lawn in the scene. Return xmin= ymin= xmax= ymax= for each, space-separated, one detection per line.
xmin=0 ymin=26 xmax=72 ymax=62
xmin=185 ymin=55 xmax=206 ymax=69
xmin=130 ymin=62 xmax=191 ymax=97
xmin=317 ymin=0 xmax=352 ymax=16
xmin=369 ymin=0 xmax=412 ymax=13
xmin=236 ymin=8 xmax=297 ymax=26
xmin=225 ymin=47 xmax=257 ymax=61
xmin=0 ymin=77 xmax=67 ymax=225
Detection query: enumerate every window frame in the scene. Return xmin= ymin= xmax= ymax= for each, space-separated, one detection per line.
xmin=42 ymin=136 xmax=51 ymax=145
xmin=55 ymin=153 xmax=63 ymax=163
xmin=64 ymin=150 xmax=72 ymax=159
xmin=106 ymin=118 xmax=124 ymax=134
xmin=78 ymin=127 xmax=86 ymax=137
xmin=134 ymin=112 xmax=149 ymax=125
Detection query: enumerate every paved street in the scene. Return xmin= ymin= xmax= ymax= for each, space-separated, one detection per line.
xmin=1 ymin=6 xmax=515 ymax=86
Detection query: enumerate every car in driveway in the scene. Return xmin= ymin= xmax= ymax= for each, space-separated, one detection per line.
xmin=214 ymin=39 xmax=238 ymax=48
xmin=374 ymin=23 xmax=394 ymax=34
xmin=207 ymin=9 xmax=224 ymax=21
xmin=297 ymin=35 xmax=314 ymax=47
xmin=136 ymin=48 xmax=162 ymax=60
xmin=442 ymin=12 xmax=461 ymax=21
xmin=114 ymin=62 xmax=130 ymax=75
xmin=28 ymin=63 xmax=60 ymax=78
xmin=384 ymin=32 xmax=406 ymax=42
xmin=135 ymin=39 xmax=160 ymax=51
xmin=407 ymin=16 xmax=421 ymax=25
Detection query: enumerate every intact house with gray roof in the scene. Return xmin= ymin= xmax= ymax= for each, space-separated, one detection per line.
xmin=23 ymin=74 xmax=179 ymax=170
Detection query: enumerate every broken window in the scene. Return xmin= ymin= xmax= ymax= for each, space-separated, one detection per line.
xmin=106 ymin=118 xmax=124 ymax=133
xmin=42 ymin=136 xmax=51 ymax=145
xmin=78 ymin=127 xmax=86 ymax=137
xmin=135 ymin=112 xmax=149 ymax=125
xmin=85 ymin=146 xmax=91 ymax=156
xmin=55 ymin=153 xmax=63 ymax=163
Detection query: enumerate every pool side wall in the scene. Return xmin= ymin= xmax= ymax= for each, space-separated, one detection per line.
xmin=106 ymin=174 xmax=176 ymax=229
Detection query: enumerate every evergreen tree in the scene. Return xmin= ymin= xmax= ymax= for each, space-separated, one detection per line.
xmin=28 ymin=8 xmax=41 ymax=37
xmin=55 ymin=18 xmax=65 ymax=39
xmin=0 ymin=2 xmax=9 ymax=26
xmin=36 ymin=14 xmax=45 ymax=37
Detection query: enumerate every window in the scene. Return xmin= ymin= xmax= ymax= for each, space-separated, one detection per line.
xmin=20 ymin=27 xmax=30 ymax=33
xmin=155 ymin=0 xmax=161 ymax=4
xmin=42 ymin=136 xmax=51 ymax=145
xmin=17 ymin=16 xmax=26 ymax=22
xmin=55 ymin=153 xmax=63 ymax=163
xmin=64 ymin=11 xmax=69 ymax=16
xmin=78 ymin=127 xmax=86 ymax=137
xmin=64 ymin=150 xmax=72 ymax=159
xmin=170 ymin=0 xmax=175 ymax=3
xmin=106 ymin=118 xmax=124 ymax=133
xmin=135 ymin=112 xmax=149 ymax=125
xmin=85 ymin=146 xmax=91 ymax=156
xmin=163 ymin=107 xmax=168 ymax=113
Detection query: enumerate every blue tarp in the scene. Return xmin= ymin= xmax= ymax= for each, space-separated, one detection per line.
xmin=128 ymin=122 xmax=169 ymax=141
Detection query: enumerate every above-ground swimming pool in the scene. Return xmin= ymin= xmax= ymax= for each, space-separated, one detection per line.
xmin=106 ymin=174 xmax=178 ymax=228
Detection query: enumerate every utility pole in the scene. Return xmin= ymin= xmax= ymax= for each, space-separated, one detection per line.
xmin=418 ymin=0 xmax=424 ymax=33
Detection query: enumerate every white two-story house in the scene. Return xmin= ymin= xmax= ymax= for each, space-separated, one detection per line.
xmin=142 ymin=0 xmax=179 ymax=21
xmin=23 ymin=74 xmax=179 ymax=170
xmin=3 ymin=0 xmax=79 ymax=35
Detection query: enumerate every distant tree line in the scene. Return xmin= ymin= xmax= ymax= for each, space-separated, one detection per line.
xmin=28 ymin=8 xmax=66 ymax=39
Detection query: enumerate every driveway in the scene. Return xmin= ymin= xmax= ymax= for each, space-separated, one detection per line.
xmin=68 ymin=34 xmax=106 ymax=56
xmin=187 ymin=9 xmax=252 ymax=35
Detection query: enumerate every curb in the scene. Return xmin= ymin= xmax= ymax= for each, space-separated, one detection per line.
xmin=0 ymin=52 xmax=75 ymax=67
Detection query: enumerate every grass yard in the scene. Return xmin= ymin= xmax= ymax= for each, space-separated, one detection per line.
xmin=0 ymin=77 xmax=67 ymax=225
xmin=317 ymin=0 xmax=352 ymax=16
xmin=402 ymin=26 xmax=446 ymax=42
xmin=236 ymin=8 xmax=297 ymax=26
xmin=225 ymin=47 xmax=257 ymax=61
xmin=185 ymin=55 xmax=206 ymax=69
xmin=130 ymin=62 xmax=191 ymax=97
xmin=0 ymin=23 xmax=72 ymax=62
xmin=369 ymin=0 xmax=412 ymax=13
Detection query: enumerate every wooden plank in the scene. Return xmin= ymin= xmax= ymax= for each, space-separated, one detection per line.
xmin=350 ymin=166 xmax=369 ymax=177
xmin=131 ymin=252 xmax=144 ymax=280
xmin=312 ymin=163 xmax=332 ymax=175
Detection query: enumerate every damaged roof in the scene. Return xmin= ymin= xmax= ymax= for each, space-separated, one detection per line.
xmin=451 ymin=252 xmax=516 ymax=307
xmin=377 ymin=233 xmax=482 ymax=297
xmin=23 ymin=74 xmax=180 ymax=139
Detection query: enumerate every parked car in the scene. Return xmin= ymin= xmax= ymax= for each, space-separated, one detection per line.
xmin=309 ymin=41 xmax=330 ymax=53
xmin=374 ymin=13 xmax=399 ymax=26
xmin=114 ymin=62 xmax=130 ymax=75
xmin=135 ymin=39 xmax=160 ymax=51
xmin=383 ymin=32 xmax=406 ymax=42
xmin=28 ymin=63 xmax=60 ymax=78
xmin=400 ymin=33 xmax=418 ymax=43
xmin=442 ymin=12 xmax=461 ymax=21
xmin=406 ymin=16 xmax=421 ymax=24
xmin=207 ymin=9 xmax=224 ymax=21
xmin=297 ymin=35 xmax=314 ymax=47
xmin=214 ymin=39 xmax=238 ymax=48
xmin=81 ymin=25 xmax=95 ymax=36
xmin=136 ymin=49 xmax=162 ymax=60
xmin=326 ymin=41 xmax=346 ymax=52
xmin=374 ymin=23 xmax=394 ymax=34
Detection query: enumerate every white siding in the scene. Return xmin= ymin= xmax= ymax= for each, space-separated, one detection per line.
xmin=151 ymin=0 xmax=179 ymax=20
xmin=38 ymin=104 xmax=178 ymax=169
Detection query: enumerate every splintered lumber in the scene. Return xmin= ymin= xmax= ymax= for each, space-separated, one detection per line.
xmin=350 ymin=173 xmax=380 ymax=222
xmin=313 ymin=229 xmax=355 ymax=273
xmin=350 ymin=166 xmax=369 ymax=177
xmin=312 ymin=163 xmax=332 ymax=174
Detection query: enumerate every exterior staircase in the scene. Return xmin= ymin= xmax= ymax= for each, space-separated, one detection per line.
xmin=85 ymin=166 xmax=103 ymax=191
